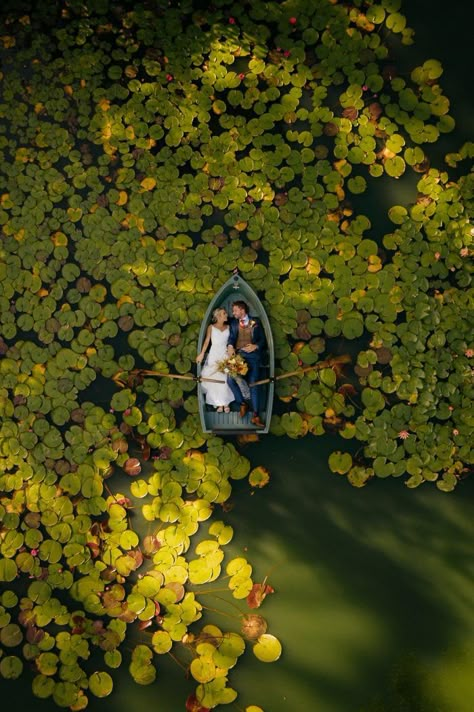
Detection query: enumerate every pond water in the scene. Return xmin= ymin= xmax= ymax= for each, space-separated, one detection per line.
xmin=3 ymin=437 xmax=474 ymax=712
xmin=1 ymin=1 xmax=473 ymax=711
xmin=226 ymin=438 xmax=474 ymax=712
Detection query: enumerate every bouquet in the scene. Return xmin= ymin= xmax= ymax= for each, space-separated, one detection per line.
xmin=217 ymin=353 xmax=249 ymax=378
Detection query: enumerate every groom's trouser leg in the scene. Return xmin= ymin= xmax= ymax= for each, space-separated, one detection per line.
xmin=244 ymin=354 xmax=260 ymax=413
xmin=227 ymin=375 xmax=245 ymax=404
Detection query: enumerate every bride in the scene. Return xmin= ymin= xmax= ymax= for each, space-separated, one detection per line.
xmin=196 ymin=308 xmax=235 ymax=412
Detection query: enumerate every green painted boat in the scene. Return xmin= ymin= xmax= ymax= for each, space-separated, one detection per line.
xmin=197 ymin=272 xmax=274 ymax=434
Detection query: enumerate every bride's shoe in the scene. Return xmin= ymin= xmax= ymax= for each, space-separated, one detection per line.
xmin=224 ymin=406 xmax=231 ymax=413
xmin=216 ymin=406 xmax=224 ymax=413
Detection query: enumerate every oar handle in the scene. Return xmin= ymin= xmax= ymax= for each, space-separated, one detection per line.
xmin=250 ymin=362 xmax=330 ymax=386
xmin=140 ymin=369 xmax=226 ymax=384
xmin=140 ymin=370 xmax=197 ymax=381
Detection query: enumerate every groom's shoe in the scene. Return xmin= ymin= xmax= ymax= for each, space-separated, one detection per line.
xmin=239 ymin=402 xmax=249 ymax=418
xmin=251 ymin=414 xmax=265 ymax=428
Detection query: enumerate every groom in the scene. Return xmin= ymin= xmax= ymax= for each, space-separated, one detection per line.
xmin=226 ymin=300 xmax=265 ymax=428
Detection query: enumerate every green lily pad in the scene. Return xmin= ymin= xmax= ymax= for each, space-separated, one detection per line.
xmin=104 ymin=650 xmax=122 ymax=669
xmin=32 ymin=674 xmax=55 ymax=699
xmin=253 ymin=634 xmax=282 ymax=663
xmin=328 ymin=452 xmax=353 ymax=475
xmin=248 ymin=466 xmax=270 ymax=488
xmin=111 ymin=389 xmax=136 ymax=412
xmin=384 ymin=156 xmax=406 ymax=177
xmin=0 ymin=623 xmax=23 ymax=647
xmin=89 ymin=671 xmax=113 ymax=698
xmin=0 ymin=656 xmax=23 ymax=679
xmin=0 ymin=559 xmax=18 ymax=582
xmin=347 ymin=176 xmax=367 ymax=194
xmin=190 ymin=656 xmax=217 ymax=684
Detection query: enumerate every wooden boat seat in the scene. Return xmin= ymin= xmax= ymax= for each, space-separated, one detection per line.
xmin=205 ymin=409 xmax=268 ymax=432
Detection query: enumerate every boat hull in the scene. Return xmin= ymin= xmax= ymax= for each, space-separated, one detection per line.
xmin=197 ymin=273 xmax=274 ymax=434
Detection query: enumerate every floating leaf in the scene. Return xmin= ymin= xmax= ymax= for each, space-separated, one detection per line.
xmin=241 ymin=614 xmax=268 ymax=640
xmin=88 ymin=671 xmax=113 ymax=698
xmin=253 ymin=634 xmax=282 ymax=663
xmin=124 ymin=458 xmax=141 ymax=476
xmin=190 ymin=657 xmax=216 ymax=684
xmin=152 ymin=630 xmax=173 ymax=654
xmin=32 ymin=674 xmax=55 ymax=698
xmin=0 ymin=559 xmax=17 ymax=582
xmin=248 ymin=466 xmax=270 ymax=488
xmin=384 ymin=156 xmax=406 ymax=177
xmin=0 ymin=624 xmax=23 ymax=647
xmin=246 ymin=583 xmax=274 ymax=609
xmin=328 ymin=452 xmax=353 ymax=475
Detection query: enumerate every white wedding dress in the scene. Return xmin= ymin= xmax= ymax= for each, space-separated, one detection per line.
xmin=200 ymin=326 xmax=235 ymax=407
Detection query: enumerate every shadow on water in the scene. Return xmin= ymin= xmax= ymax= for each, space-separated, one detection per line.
xmin=225 ymin=436 xmax=474 ymax=712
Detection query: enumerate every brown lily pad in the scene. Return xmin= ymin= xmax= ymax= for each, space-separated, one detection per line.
xmin=118 ymin=315 xmax=134 ymax=331
xmin=241 ymin=613 xmax=268 ymax=640
xmin=124 ymin=458 xmax=141 ymax=476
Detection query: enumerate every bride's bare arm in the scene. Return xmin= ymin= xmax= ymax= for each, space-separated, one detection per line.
xmin=196 ymin=325 xmax=212 ymax=363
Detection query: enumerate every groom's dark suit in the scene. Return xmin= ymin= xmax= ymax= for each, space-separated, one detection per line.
xmin=227 ymin=316 xmax=265 ymax=414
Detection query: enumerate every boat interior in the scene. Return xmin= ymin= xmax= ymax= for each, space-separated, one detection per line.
xmin=200 ymin=287 xmax=273 ymax=433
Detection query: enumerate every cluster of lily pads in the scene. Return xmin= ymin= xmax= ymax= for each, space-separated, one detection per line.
xmin=0 ymin=0 xmax=472 ymax=709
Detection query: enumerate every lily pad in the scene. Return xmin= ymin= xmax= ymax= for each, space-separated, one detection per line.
xmin=88 ymin=671 xmax=113 ymax=698
xmin=253 ymin=634 xmax=282 ymax=663
xmin=328 ymin=452 xmax=353 ymax=475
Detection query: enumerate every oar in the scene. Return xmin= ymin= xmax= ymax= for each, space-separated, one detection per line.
xmin=139 ymin=369 xmax=226 ymax=384
xmin=115 ymin=355 xmax=349 ymax=389
xmin=249 ymin=359 xmax=336 ymax=387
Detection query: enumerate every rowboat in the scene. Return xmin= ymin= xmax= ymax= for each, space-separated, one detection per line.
xmin=197 ymin=272 xmax=274 ymax=434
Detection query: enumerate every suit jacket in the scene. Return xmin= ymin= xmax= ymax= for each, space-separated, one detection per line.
xmin=227 ymin=316 xmax=265 ymax=353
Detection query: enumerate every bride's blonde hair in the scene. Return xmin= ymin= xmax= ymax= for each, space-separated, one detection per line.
xmin=211 ymin=307 xmax=226 ymax=323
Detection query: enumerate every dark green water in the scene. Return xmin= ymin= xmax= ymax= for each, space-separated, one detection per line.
xmin=2 ymin=2 xmax=473 ymax=711
xmin=3 ymin=438 xmax=474 ymax=712
xmin=226 ymin=438 xmax=474 ymax=712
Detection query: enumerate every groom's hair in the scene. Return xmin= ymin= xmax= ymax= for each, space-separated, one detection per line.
xmin=232 ymin=300 xmax=249 ymax=314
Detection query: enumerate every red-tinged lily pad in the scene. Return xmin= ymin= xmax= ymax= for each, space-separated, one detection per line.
xmin=142 ymin=534 xmax=161 ymax=555
xmin=246 ymin=582 xmax=275 ymax=609
xmin=186 ymin=694 xmax=211 ymax=712
xmin=124 ymin=457 xmax=141 ymax=475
